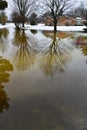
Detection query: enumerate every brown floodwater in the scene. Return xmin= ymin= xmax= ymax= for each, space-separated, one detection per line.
xmin=0 ymin=28 xmax=87 ymax=130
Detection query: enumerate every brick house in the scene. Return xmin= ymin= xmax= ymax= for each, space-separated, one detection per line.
xmin=44 ymin=16 xmax=76 ymax=26
xmin=44 ymin=15 xmax=85 ymax=26
xmin=44 ymin=16 xmax=53 ymax=26
xmin=58 ymin=16 xmax=76 ymax=26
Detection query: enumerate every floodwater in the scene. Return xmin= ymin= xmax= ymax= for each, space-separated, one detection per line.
xmin=0 ymin=27 xmax=87 ymax=130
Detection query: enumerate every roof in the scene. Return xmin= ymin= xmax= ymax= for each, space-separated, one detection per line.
xmin=59 ymin=15 xmax=75 ymax=20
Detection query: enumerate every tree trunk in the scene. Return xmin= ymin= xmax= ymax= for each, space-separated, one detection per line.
xmin=22 ymin=22 xmax=24 ymax=28
xmin=54 ymin=19 xmax=57 ymax=33
xmin=54 ymin=23 xmax=57 ymax=32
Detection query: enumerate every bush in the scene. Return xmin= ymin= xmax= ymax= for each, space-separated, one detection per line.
xmin=30 ymin=20 xmax=37 ymax=25
xmin=0 ymin=12 xmax=7 ymax=25
xmin=29 ymin=13 xmax=37 ymax=25
xmin=83 ymin=20 xmax=87 ymax=27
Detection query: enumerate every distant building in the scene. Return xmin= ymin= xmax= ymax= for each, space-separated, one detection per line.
xmin=44 ymin=16 xmax=85 ymax=26
xmin=58 ymin=16 xmax=76 ymax=26
xmin=44 ymin=16 xmax=53 ymax=26
xmin=75 ymin=17 xmax=84 ymax=26
xmin=44 ymin=16 xmax=76 ymax=26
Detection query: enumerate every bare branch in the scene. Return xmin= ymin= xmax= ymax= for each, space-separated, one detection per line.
xmin=38 ymin=0 xmax=76 ymax=32
xmin=12 ymin=0 xmax=36 ymax=28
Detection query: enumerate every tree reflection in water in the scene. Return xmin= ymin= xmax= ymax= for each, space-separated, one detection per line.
xmin=81 ymin=46 xmax=87 ymax=56
xmin=74 ymin=36 xmax=87 ymax=63
xmin=40 ymin=32 xmax=73 ymax=76
xmin=0 ymin=57 xmax=13 ymax=113
xmin=30 ymin=29 xmax=37 ymax=34
xmin=80 ymin=46 xmax=87 ymax=64
xmin=12 ymin=30 xmax=37 ymax=71
xmin=0 ymin=28 xmax=9 ymax=52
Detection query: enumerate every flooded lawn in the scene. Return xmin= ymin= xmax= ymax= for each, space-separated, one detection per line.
xmin=0 ymin=27 xmax=87 ymax=130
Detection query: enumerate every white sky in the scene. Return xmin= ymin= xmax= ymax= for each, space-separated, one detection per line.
xmin=5 ymin=0 xmax=87 ymax=19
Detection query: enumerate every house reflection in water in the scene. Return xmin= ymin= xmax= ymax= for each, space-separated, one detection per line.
xmin=0 ymin=57 xmax=13 ymax=113
xmin=74 ymin=36 xmax=87 ymax=47
xmin=75 ymin=37 xmax=86 ymax=46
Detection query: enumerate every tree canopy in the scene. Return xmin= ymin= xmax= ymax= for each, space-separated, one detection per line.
xmin=38 ymin=0 xmax=76 ymax=32
xmin=12 ymin=0 xmax=35 ymax=28
xmin=0 ymin=0 xmax=8 ymax=10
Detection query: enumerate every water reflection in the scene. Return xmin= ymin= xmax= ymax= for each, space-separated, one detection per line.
xmin=1 ymin=29 xmax=87 ymax=129
xmin=76 ymin=36 xmax=87 ymax=56
xmin=43 ymin=31 xmax=73 ymax=39
xmin=73 ymin=36 xmax=87 ymax=63
xmin=30 ymin=29 xmax=37 ymax=34
xmin=0 ymin=57 xmax=13 ymax=113
xmin=81 ymin=46 xmax=87 ymax=56
xmin=75 ymin=36 xmax=87 ymax=47
xmin=12 ymin=30 xmax=36 ymax=71
xmin=0 ymin=84 xmax=9 ymax=113
xmin=0 ymin=28 xmax=9 ymax=52
xmin=40 ymin=32 xmax=73 ymax=76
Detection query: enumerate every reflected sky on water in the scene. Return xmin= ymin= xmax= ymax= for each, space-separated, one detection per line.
xmin=0 ymin=27 xmax=87 ymax=130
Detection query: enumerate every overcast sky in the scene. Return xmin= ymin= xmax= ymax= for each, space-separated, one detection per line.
xmin=5 ymin=0 xmax=87 ymax=19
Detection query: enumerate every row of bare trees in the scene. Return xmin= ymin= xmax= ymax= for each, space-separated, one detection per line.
xmin=11 ymin=0 xmax=76 ymax=32
xmin=1 ymin=0 xmax=87 ymax=32
xmin=11 ymin=0 xmax=36 ymax=28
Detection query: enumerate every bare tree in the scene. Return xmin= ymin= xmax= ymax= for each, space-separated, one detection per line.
xmin=39 ymin=0 xmax=75 ymax=32
xmin=12 ymin=0 xmax=35 ymax=28
xmin=67 ymin=2 xmax=87 ymax=18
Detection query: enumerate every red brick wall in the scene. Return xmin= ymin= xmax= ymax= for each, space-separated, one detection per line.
xmin=44 ymin=16 xmax=76 ymax=26
xmin=58 ymin=16 xmax=76 ymax=26
xmin=44 ymin=17 xmax=53 ymax=26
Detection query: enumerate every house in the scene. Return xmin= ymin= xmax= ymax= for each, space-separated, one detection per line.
xmin=44 ymin=16 xmax=53 ymax=26
xmin=58 ymin=16 xmax=76 ymax=26
xmin=44 ymin=15 xmax=85 ymax=26
xmin=44 ymin=16 xmax=76 ymax=26
xmin=75 ymin=17 xmax=85 ymax=26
